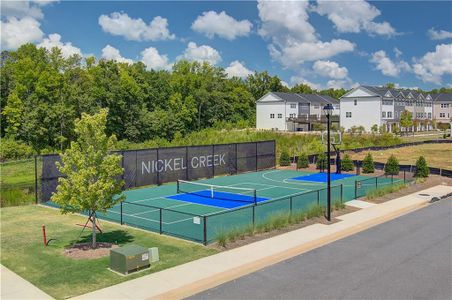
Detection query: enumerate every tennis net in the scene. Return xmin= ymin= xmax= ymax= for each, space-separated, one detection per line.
xmin=177 ymin=180 xmax=257 ymax=204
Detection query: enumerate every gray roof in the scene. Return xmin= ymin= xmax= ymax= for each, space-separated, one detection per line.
xmin=271 ymin=92 xmax=339 ymax=104
xmin=359 ymin=85 xmax=430 ymax=100
xmin=433 ymin=93 xmax=452 ymax=102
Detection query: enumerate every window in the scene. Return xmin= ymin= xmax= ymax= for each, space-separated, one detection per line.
xmin=387 ymin=112 xmax=392 ymax=118
xmin=428 ymin=113 xmax=431 ymax=119
xmin=278 ymin=113 xmax=282 ymax=118
xmin=290 ymin=104 xmax=296 ymax=109
xmin=440 ymin=113 xmax=446 ymax=118
xmin=441 ymin=103 xmax=450 ymax=108
xmin=346 ymin=112 xmax=352 ymax=118
xmin=382 ymin=112 xmax=386 ymax=118
xmin=270 ymin=114 xmax=275 ymax=119
xmin=289 ymin=113 xmax=296 ymax=118
xmin=354 ymin=100 xmax=357 ymax=106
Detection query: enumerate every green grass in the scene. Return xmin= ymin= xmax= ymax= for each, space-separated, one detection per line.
xmin=366 ymin=183 xmax=407 ymax=200
xmin=1 ymin=159 xmax=39 ymax=207
xmin=0 ymin=205 xmax=217 ymax=299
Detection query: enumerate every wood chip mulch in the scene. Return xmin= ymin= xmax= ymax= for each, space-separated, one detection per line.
xmin=63 ymin=242 xmax=119 ymax=260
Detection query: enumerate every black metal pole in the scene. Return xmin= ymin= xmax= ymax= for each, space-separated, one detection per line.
xmin=34 ymin=156 xmax=38 ymax=204
xmin=327 ymin=113 xmax=331 ymax=221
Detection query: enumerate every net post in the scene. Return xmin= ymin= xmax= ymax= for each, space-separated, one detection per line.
xmin=120 ymin=202 xmax=123 ymax=225
xmin=176 ymin=180 xmax=180 ymax=194
xmin=34 ymin=155 xmax=38 ymax=204
xmin=203 ymin=216 xmax=207 ymax=245
xmin=159 ymin=208 xmax=163 ymax=234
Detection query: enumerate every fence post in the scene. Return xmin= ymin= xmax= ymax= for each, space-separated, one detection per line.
xmin=252 ymin=205 xmax=256 ymax=227
xmin=354 ymin=180 xmax=357 ymax=199
xmin=235 ymin=143 xmax=238 ymax=174
xmin=120 ymin=202 xmax=123 ymax=225
xmin=212 ymin=144 xmax=215 ymax=178
xmin=185 ymin=146 xmax=189 ymax=180
xmin=159 ymin=208 xmax=163 ymax=234
xmin=34 ymin=155 xmax=38 ymax=204
xmin=273 ymin=140 xmax=277 ymax=169
xmin=156 ymin=148 xmax=160 ymax=185
xmin=290 ymin=196 xmax=293 ymax=213
xmin=255 ymin=142 xmax=258 ymax=171
xmin=404 ymin=170 xmax=406 ymax=183
xmin=317 ymin=190 xmax=320 ymax=206
xmin=340 ymin=184 xmax=343 ymax=203
xmin=203 ymin=216 xmax=207 ymax=246
xmin=391 ymin=174 xmax=394 ymax=184
xmin=375 ymin=177 xmax=378 ymax=189
xmin=121 ymin=152 xmax=125 ymax=190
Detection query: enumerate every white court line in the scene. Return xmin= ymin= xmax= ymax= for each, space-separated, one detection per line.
xmin=106 ymin=209 xmax=196 ymax=225
xmin=131 ymin=202 xmax=192 ymax=216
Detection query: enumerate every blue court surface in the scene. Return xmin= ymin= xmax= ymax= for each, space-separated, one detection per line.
xmin=290 ymin=172 xmax=356 ymax=183
xmin=167 ymin=190 xmax=270 ymax=209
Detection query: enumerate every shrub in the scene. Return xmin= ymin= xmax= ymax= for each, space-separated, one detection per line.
xmin=415 ymin=156 xmax=429 ymax=178
xmin=279 ymin=151 xmax=291 ymax=166
xmin=341 ymin=154 xmax=354 ymax=171
xmin=297 ymin=153 xmax=309 ymax=169
xmin=307 ymin=204 xmax=324 ymax=219
xmin=384 ymin=154 xmax=399 ymax=175
xmin=316 ymin=153 xmax=327 ymax=170
xmin=362 ymin=153 xmax=375 ymax=173
xmin=216 ymin=231 xmax=227 ymax=247
xmin=333 ymin=200 xmax=345 ymax=210
xmin=0 ymin=139 xmax=34 ymax=161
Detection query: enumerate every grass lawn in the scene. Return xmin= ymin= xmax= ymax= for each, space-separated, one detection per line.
xmin=1 ymin=159 xmax=39 ymax=207
xmin=399 ymin=132 xmax=445 ymax=143
xmin=0 ymin=205 xmax=217 ymax=299
xmin=346 ymin=143 xmax=452 ymax=169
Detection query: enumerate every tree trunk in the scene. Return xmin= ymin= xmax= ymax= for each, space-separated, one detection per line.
xmin=92 ymin=212 xmax=96 ymax=248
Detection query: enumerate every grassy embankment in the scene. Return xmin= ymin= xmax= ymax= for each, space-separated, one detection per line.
xmin=0 ymin=205 xmax=217 ymax=299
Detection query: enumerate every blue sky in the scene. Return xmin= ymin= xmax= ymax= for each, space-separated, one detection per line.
xmin=1 ymin=1 xmax=451 ymax=90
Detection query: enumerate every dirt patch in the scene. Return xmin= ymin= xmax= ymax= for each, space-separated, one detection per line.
xmin=209 ymin=205 xmax=359 ymax=251
xmin=63 ymin=242 xmax=119 ymax=260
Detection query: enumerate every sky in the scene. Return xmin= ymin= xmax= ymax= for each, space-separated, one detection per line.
xmin=1 ymin=0 xmax=452 ymax=90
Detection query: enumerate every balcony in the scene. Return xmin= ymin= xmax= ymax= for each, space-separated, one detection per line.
xmin=287 ymin=114 xmax=339 ymax=123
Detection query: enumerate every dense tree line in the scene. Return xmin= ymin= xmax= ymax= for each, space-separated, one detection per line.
xmin=1 ymin=44 xmax=347 ymax=153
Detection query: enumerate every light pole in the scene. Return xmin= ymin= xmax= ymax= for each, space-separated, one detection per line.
xmin=323 ymin=103 xmax=334 ymax=221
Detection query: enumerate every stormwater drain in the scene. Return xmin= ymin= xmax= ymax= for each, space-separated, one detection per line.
xmin=419 ymin=193 xmax=430 ymax=196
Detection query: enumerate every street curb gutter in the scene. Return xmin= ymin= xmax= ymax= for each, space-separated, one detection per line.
xmin=153 ymin=200 xmax=430 ymax=300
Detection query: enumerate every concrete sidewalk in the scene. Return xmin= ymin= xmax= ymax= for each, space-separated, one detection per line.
xmin=70 ymin=185 xmax=452 ymax=300
xmin=0 ymin=265 xmax=53 ymax=300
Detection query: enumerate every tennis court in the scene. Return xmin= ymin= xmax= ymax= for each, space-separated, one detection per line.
xmin=87 ymin=169 xmax=405 ymax=244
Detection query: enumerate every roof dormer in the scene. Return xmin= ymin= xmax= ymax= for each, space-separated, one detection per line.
xmin=384 ymin=90 xmax=393 ymax=98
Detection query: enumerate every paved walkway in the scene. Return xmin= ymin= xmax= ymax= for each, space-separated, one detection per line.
xmin=69 ymin=185 xmax=452 ymax=300
xmin=0 ymin=265 xmax=53 ymax=300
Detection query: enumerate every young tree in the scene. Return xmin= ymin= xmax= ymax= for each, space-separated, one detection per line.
xmin=362 ymin=153 xmax=375 ymax=173
xmin=371 ymin=124 xmax=378 ymax=134
xmin=51 ymin=109 xmax=125 ymax=248
xmin=297 ymin=153 xmax=309 ymax=169
xmin=279 ymin=151 xmax=291 ymax=166
xmin=341 ymin=154 xmax=354 ymax=172
xmin=316 ymin=153 xmax=327 ymax=170
xmin=400 ymin=110 xmax=413 ymax=133
xmin=415 ymin=156 xmax=430 ymax=178
xmin=384 ymin=154 xmax=399 ymax=175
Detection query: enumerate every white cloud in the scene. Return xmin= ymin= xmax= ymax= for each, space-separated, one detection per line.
xmin=1 ymin=16 xmax=44 ymax=50
xmin=101 ymin=45 xmax=133 ymax=64
xmin=269 ymin=39 xmax=355 ymax=67
xmin=412 ymin=44 xmax=452 ymax=84
xmin=192 ymin=11 xmax=252 ymax=40
xmin=37 ymin=33 xmax=82 ymax=58
xmin=394 ymin=47 xmax=402 ymax=58
xmin=98 ymin=12 xmax=175 ymax=41
xmin=140 ymin=47 xmax=172 ymax=71
xmin=257 ymin=0 xmax=355 ymax=70
xmin=428 ymin=28 xmax=452 ymax=40
xmin=370 ymin=50 xmax=410 ymax=77
xmin=1 ymin=1 xmax=44 ymax=19
xmin=315 ymin=0 xmax=396 ymax=37
xmin=313 ymin=60 xmax=348 ymax=79
xmin=225 ymin=61 xmax=253 ymax=78
xmin=177 ymin=42 xmax=221 ymax=65
xmin=326 ymin=79 xmax=357 ymax=90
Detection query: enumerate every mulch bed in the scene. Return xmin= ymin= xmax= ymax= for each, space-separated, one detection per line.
xmin=63 ymin=242 xmax=119 ymax=260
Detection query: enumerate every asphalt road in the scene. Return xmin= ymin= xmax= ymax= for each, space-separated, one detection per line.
xmin=189 ymin=198 xmax=452 ymax=300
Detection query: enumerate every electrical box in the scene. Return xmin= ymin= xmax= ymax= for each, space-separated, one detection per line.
xmin=110 ymin=244 xmax=150 ymax=275
xmin=149 ymin=247 xmax=159 ymax=263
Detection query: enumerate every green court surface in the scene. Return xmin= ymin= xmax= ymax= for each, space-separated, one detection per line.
xmin=90 ymin=169 xmax=404 ymax=244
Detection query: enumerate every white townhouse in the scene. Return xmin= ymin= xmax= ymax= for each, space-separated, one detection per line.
xmin=340 ymin=85 xmax=434 ymax=132
xmin=256 ymin=92 xmax=340 ymax=131
xmin=432 ymin=93 xmax=452 ymax=125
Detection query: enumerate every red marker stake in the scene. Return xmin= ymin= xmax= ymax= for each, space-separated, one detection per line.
xmin=42 ymin=225 xmax=47 ymax=247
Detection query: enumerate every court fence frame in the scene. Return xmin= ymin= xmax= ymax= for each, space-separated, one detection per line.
xmin=37 ymin=140 xmax=276 ymax=203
